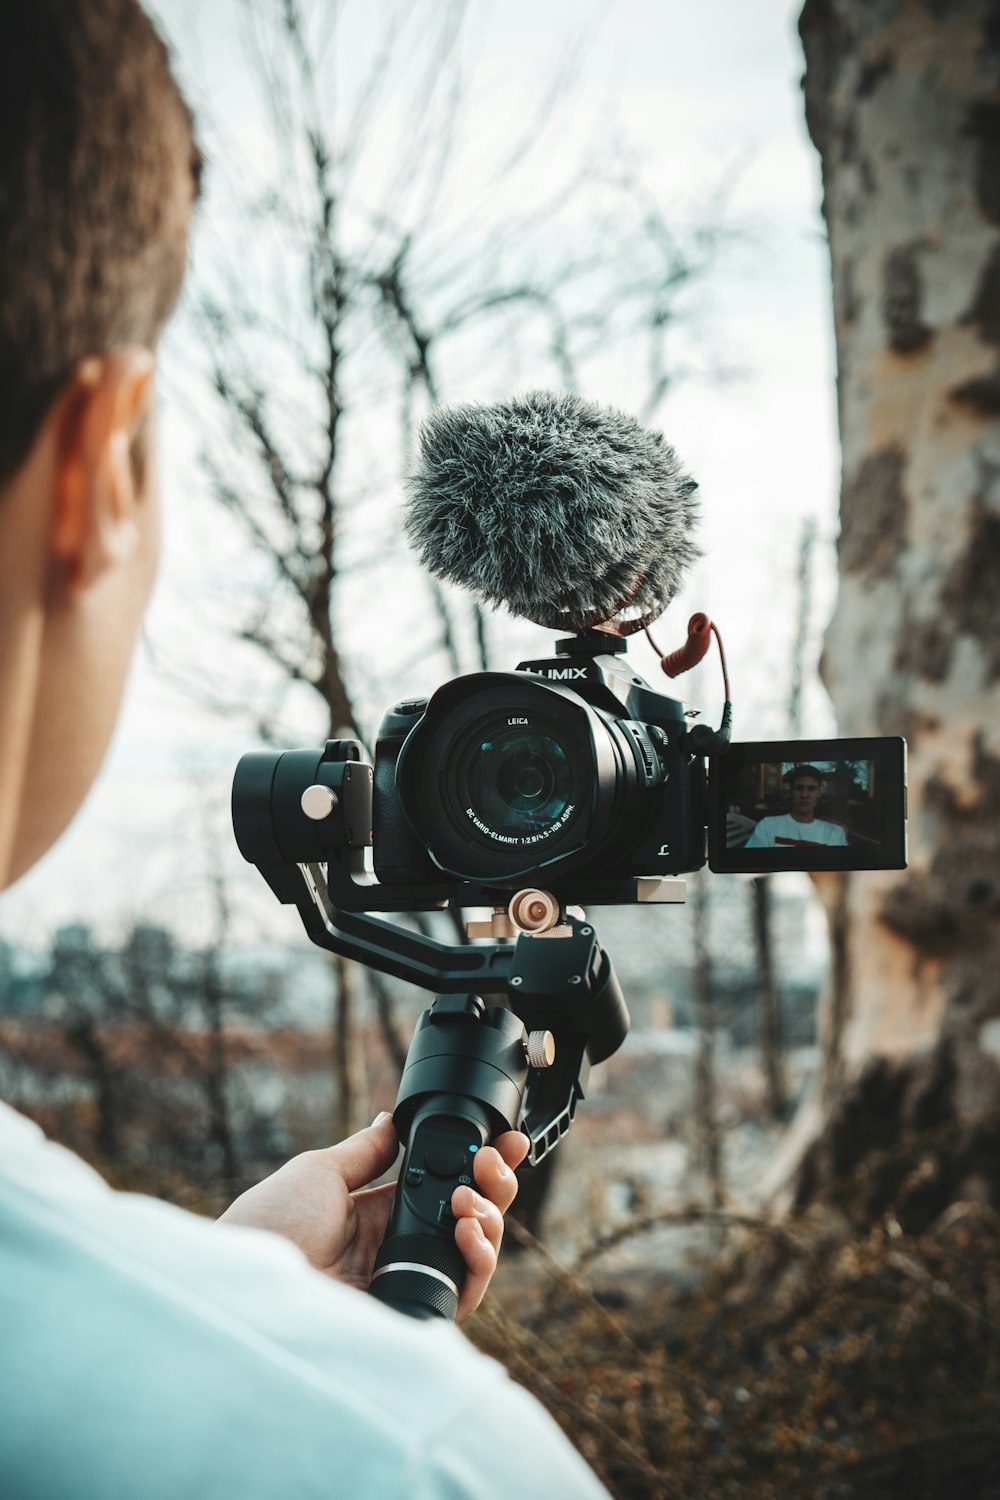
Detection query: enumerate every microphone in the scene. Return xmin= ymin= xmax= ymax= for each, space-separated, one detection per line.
xmin=402 ymin=390 xmax=700 ymax=634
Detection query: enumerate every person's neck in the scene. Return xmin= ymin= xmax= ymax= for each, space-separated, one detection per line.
xmin=0 ymin=464 xmax=49 ymax=889
xmin=791 ymin=810 xmax=815 ymax=824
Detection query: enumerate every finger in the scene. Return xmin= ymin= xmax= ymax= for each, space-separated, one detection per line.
xmin=451 ymin=1185 xmax=504 ymax=1255
xmin=472 ymin=1143 xmax=520 ymax=1214
xmin=338 ymin=1179 xmax=398 ymax=1265
xmin=454 ymin=1215 xmax=498 ymax=1321
xmin=318 ymin=1113 xmax=400 ymax=1193
xmin=494 ymin=1130 xmax=530 ymax=1171
xmin=350 ymin=1179 xmax=398 ymax=1214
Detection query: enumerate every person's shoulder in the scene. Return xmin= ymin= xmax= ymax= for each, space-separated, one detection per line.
xmin=821 ymin=819 xmax=848 ymax=844
xmin=750 ymin=815 xmax=782 ymax=834
xmin=0 ymin=1100 xmax=484 ymax=1402
xmin=0 ymin=1099 xmax=113 ymax=1203
xmin=0 ymin=1107 xmax=608 ymax=1497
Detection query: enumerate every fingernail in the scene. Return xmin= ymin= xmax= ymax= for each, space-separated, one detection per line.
xmin=371 ymin=1110 xmax=391 ymax=1127
xmin=497 ymin=1161 xmax=512 ymax=1179
xmin=472 ymin=1193 xmax=490 ymax=1218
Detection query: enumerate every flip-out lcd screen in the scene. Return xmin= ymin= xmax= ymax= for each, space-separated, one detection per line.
xmin=708 ymin=737 xmax=907 ymax=873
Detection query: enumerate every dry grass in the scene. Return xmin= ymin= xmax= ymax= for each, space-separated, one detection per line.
xmin=470 ymin=1201 xmax=1000 ymax=1499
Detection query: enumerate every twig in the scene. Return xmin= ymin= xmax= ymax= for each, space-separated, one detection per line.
xmin=473 ymin=1297 xmax=665 ymax=1495
xmin=574 ymin=1207 xmax=814 ymax=1275
xmin=886 ymin=1249 xmax=1000 ymax=1333
xmin=503 ymin=1216 xmax=641 ymax=1354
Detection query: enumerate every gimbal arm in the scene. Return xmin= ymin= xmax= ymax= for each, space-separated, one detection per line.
xmin=296 ymin=860 xmax=628 ymax=1164
xmin=233 ymin=746 xmax=629 ymax=1320
xmin=298 ymin=864 xmax=516 ymax=994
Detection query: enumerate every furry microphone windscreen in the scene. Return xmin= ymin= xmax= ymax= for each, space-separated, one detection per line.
xmin=403 ymin=390 xmax=701 ymax=633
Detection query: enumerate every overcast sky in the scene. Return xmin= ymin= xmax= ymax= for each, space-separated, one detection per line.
xmin=1 ymin=0 xmax=841 ymax=949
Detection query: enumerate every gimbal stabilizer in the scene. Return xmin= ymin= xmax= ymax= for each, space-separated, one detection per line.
xmin=232 ymin=742 xmax=635 ymax=1321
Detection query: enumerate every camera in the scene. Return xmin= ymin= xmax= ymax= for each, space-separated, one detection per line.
xmin=364 ymin=630 xmax=906 ymax=903
xmin=235 ymin=628 xmax=907 ymax=917
xmin=231 ymin=621 xmax=906 ymax=1322
xmin=372 ymin=635 xmax=706 ymax=896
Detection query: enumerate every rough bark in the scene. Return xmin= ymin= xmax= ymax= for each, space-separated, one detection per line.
xmin=784 ymin=0 xmax=1000 ymax=1224
xmin=751 ymin=877 xmax=787 ymax=1119
xmin=692 ymin=875 xmax=724 ymax=1205
xmin=331 ymin=952 xmax=367 ymax=1140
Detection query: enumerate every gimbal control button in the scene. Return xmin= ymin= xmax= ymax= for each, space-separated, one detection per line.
xmin=425 ymin=1145 xmax=469 ymax=1178
xmin=300 ymin=784 xmax=339 ymax=821
xmin=405 ymin=1167 xmax=426 ymax=1187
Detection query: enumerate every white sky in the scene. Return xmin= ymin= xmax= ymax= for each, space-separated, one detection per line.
xmin=1 ymin=0 xmax=842 ymax=948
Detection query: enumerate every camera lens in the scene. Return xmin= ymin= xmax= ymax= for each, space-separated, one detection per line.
xmin=392 ymin=670 xmax=664 ymax=884
xmin=468 ymin=727 xmax=573 ymax=840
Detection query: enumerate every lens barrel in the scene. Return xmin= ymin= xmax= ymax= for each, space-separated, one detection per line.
xmin=394 ymin=672 xmax=665 ymax=885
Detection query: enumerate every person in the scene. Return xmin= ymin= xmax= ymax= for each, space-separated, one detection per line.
xmin=0 ymin=4 xmax=608 ymax=1495
xmin=744 ymin=766 xmax=848 ymax=849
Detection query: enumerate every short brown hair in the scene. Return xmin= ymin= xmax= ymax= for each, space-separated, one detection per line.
xmin=785 ymin=766 xmax=823 ymax=786
xmin=0 ymin=0 xmax=201 ymax=486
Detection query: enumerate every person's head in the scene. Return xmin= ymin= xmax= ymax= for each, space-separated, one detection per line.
xmin=0 ymin=0 xmax=200 ymax=889
xmin=784 ymin=765 xmax=823 ymax=822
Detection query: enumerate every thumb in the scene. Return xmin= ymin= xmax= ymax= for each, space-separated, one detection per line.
xmin=321 ymin=1112 xmax=400 ymax=1192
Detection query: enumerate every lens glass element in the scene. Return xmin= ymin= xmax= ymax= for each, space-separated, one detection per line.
xmin=464 ymin=724 xmax=575 ymax=845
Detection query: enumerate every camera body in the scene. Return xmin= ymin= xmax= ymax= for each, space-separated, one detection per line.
xmin=233 ymin=633 xmax=906 ymax=918
xmin=372 ymin=638 xmax=707 ymax=895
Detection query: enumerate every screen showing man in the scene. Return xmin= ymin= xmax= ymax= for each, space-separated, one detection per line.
xmin=744 ymin=765 xmax=848 ymax=849
xmin=710 ymin=738 xmax=905 ymax=873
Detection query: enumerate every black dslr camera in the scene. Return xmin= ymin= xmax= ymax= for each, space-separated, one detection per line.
xmin=369 ymin=628 xmax=906 ymax=899
xmin=372 ymin=633 xmax=707 ymax=900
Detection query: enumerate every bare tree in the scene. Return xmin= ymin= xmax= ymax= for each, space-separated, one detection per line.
xmin=751 ymin=518 xmax=817 ymax=1120
xmin=192 ymin=795 xmax=241 ymax=1185
xmin=180 ymin=0 xmax=739 ymax=1142
xmin=50 ymin=925 xmax=129 ymax=1161
xmin=774 ymin=0 xmax=1000 ymax=1223
xmin=691 ymin=874 xmax=724 ymax=1205
xmin=9 ymin=907 xmax=257 ymax=1193
xmin=750 ymin=876 xmax=785 ymax=1119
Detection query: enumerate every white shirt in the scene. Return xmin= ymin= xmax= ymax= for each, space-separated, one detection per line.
xmin=744 ymin=814 xmax=848 ymax=849
xmin=0 ymin=1102 xmax=608 ymax=1499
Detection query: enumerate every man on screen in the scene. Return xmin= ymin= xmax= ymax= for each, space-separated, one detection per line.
xmin=744 ymin=766 xmax=848 ymax=849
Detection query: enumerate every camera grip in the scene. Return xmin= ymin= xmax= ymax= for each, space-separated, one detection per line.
xmin=369 ymin=1098 xmax=493 ymax=1321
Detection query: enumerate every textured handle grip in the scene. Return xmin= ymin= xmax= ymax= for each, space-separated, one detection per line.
xmin=369 ymin=1231 xmax=466 ymax=1320
xmin=369 ymin=1099 xmax=492 ymax=1320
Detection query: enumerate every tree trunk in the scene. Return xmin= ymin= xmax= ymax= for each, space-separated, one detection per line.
xmin=200 ymin=953 xmax=239 ymax=1186
xmin=66 ymin=1015 xmax=120 ymax=1162
xmin=332 ymin=954 xmax=367 ymax=1140
xmin=785 ymin=0 xmax=1000 ymax=1226
xmin=751 ymin=877 xmax=787 ymax=1119
xmin=691 ymin=875 xmax=724 ymax=1206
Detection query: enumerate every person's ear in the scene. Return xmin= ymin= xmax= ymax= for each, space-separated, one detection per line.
xmin=51 ymin=348 xmax=156 ymax=593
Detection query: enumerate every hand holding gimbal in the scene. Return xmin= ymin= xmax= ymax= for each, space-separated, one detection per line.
xmin=232 ymin=743 xmax=632 ymax=1320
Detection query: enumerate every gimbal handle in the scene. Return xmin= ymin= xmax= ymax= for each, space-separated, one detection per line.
xmin=365 ymin=919 xmax=628 ymax=1320
xmin=369 ymin=996 xmax=529 ymax=1321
